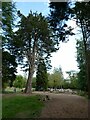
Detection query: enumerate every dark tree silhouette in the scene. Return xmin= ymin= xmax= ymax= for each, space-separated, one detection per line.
xmin=36 ymin=58 xmax=48 ymax=91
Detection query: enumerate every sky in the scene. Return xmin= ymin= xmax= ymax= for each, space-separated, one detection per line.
xmin=15 ymin=2 xmax=50 ymax=17
xmin=15 ymin=2 xmax=80 ymax=79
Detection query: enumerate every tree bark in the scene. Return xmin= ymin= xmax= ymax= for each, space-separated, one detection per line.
xmin=25 ymin=65 xmax=34 ymax=93
xmin=80 ymin=19 xmax=90 ymax=92
xmin=25 ymin=47 xmax=36 ymax=93
xmin=87 ymin=50 xmax=90 ymax=98
xmin=25 ymin=33 xmax=37 ymax=94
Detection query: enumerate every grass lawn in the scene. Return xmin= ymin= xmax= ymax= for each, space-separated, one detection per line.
xmin=2 ymin=94 xmax=44 ymax=118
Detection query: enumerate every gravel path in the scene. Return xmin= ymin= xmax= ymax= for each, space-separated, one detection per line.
xmin=35 ymin=92 xmax=88 ymax=118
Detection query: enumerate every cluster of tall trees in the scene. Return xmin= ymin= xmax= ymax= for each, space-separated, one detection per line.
xmin=2 ymin=2 xmax=58 ymax=93
xmin=2 ymin=1 xmax=90 ymax=93
xmin=32 ymin=67 xmax=64 ymax=90
xmin=35 ymin=68 xmax=78 ymax=90
xmin=73 ymin=2 xmax=90 ymax=92
xmin=49 ymin=2 xmax=90 ymax=92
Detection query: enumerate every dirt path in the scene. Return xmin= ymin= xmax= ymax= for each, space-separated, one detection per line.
xmin=35 ymin=92 xmax=88 ymax=118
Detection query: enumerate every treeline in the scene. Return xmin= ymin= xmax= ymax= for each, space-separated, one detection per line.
xmin=4 ymin=66 xmax=86 ymax=93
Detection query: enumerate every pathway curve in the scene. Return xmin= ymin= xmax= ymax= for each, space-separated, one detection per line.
xmin=34 ymin=92 xmax=88 ymax=118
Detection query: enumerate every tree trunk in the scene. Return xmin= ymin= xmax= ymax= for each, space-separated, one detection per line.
xmin=25 ymin=33 xmax=37 ymax=93
xmin=87 ymin=50 xmax=90 ymax=98
xmin=80 ymin=20 xmax=89 ymax=92
xmin=25 ymin=65 xmax=34 ymax=93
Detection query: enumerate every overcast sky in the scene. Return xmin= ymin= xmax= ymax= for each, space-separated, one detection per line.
xmin=15 ymin=2 xmax=81 ymax=78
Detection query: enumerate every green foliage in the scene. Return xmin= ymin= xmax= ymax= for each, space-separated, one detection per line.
xmin=2 ymin=2 xmax=16 ymax=49
xmin=2 ymin=2 xmax=17 ymax=89
xmin=13 ymin=11 xmax=58 ymax=66
xmin=49 ymin=1 xmax=90 ymax=92
xmin=73 ymin=2 xmax=90 ymax=92
xmin=74 ymin=2 xmax=90 ymax=42
xmin=12 ymin=11 xmax=58 ymax=93
xmin=77 ymin=90 xmax=88 ymax=99
xmin=2 ymin=51 xmax=17 ymax=88
xmin=49 ymin=2 xmax=90 ymax=43
xmin=36 ymin=58 xmax=48 ymax=91
xmin=32 ymin=77 xmax=36 ymax=88
xmin=2 ymin=83 xmax=8 ymax=90
xmin=13 ymin=75 xmax=26 ymax=88
xmin=70 ymin=78 xmax=78 ymax=89
xmin=76 ymin=39 xmax=87 ymax=91
xmin=49 ymin=2 xmax=74 ymax=42
xmin=63 ymin=80 xmax=70 ymax=89
xmin=66 ymin=70 xmax=78 ymax=89
xmin=48 ymin=67 xmax=64 ymax=88
xmin=2 ymin=95 xmax=44 ymax=118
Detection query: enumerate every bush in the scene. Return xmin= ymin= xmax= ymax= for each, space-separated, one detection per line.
xmin=77 ymin=90 xmax=88 ymax=98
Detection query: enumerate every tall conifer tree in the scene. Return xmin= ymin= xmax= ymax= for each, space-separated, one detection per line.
xmin=36 ymin=58 xmax=48 ymax=91
xmin=12 ymin=11 xmax=58 ymax=93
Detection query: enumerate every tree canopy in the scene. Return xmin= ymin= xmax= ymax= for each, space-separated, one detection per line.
xmin=48 ymin=2 xmax=74 ymax=42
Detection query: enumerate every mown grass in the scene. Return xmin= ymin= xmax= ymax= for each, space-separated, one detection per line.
xmin=2 ymin=94 xmax=44 ymax=118
xmin=3 ymin=87 xmax=21 ymax=93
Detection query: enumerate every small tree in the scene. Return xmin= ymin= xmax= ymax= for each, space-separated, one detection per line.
xmin=48 ymin=67 xmax=64 ymax=89
xmin=36 ymin=58 xmax=48 ymax=91
xmin=13 ymin=75 xmax=26 ymax=89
